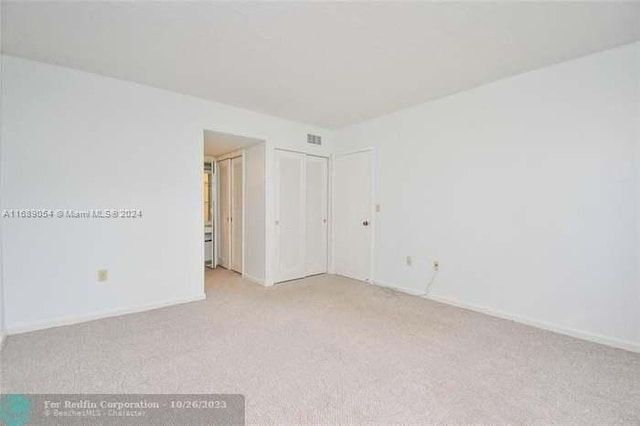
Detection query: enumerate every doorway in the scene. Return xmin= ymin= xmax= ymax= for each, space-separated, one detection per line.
xmin=203 ymin=130 xmax=265 ymax=280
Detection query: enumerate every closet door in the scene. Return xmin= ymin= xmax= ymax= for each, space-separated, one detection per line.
xmin=275 ymin=150 xmax=306 ymax=282
xmin=231 ymin=156 xmax=243 ymax=273
xmin=218 ymin=159 xmax=231 ymax=268
xmin=305 ymin=156 xmax=328 ymax=276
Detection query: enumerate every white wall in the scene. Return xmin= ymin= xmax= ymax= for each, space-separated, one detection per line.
xmin=3 ymin=42 xmax=637 ymax=352
xmin=244 ymin=143 xmax=266 ymax=284
xmin=0 ymin=3 xmax=5 ymax=347
xmin=636 ymin=54 xmax=640 ymax=342
xmin=1 ymin=55 xmax=333 ymax=333
xmin=336 ymin=43 xmax=640 ymax=350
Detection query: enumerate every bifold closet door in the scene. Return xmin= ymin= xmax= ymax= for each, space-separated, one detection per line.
xmin=231 ymin=156 xmax=243 ymax=273
xmin=275 ymin=150 xmax=306 ymax=282
xmin=305 ymin=156 xmax=328 ymax=276
xmin=218 ymin=159 xmax=231 ymax=269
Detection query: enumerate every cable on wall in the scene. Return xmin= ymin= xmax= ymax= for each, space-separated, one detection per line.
xmin=419 ymin=268 xmax=439 ymax=296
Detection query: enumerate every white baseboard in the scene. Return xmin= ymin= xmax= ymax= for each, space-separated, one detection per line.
xmin=373 ymin=281 xmax=425 ymax=296
xmin=373 ymin=281 xmax=640 ymax=353
xmin=7 ymin=293 xmax=207 ymax=336
xmin=242 ymin=273 xmax=267 ymax=287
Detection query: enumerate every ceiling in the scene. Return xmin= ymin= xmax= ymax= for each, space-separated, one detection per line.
xmin=204 ymin=130 xmax=262 ymax=158
xmin=3 ymin=2 xmax=640 ymax=128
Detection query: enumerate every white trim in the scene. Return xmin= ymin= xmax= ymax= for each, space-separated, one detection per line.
xmin=373 ymin=280 xmax=640 ymax=353
xmin=199 ymin=141 xmax=207 ymax=289
xmin=333 ymin=147 xmax=376 ymax=157
xmin=7 ymin=293 xmax=207 ymax=335
xmin=327 ymin=154 xmax=335 ymax=274
xmin=243 ymin=273 xmax=267 ymax=287
xmin=273 ymin=147 xmax=330 ymax=159
xmin=373 ymin=280 xmax=425 ymax=295
xmin=215 ymin=149 xmax=243 ymax=161
xmin=241 ymin=149 xmax=246 ymax=278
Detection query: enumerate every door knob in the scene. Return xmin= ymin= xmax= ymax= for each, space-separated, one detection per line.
xmin=362 ymin=220 xmax=369 ymax=226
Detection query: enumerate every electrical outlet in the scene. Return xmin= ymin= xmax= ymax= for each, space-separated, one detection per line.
xmin=406 ymin=256 xmax=412 ymax=266
xmin=98 ymin=269 xmax=108 ymax=282
xmin=433 ymin=261 xmax=439 ymax=271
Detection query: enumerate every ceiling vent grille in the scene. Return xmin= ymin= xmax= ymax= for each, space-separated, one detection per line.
xmin=307 ymin=134 xmax=322 ymax=145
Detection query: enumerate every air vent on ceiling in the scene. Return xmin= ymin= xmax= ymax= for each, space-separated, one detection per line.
xmin=307 ymin=134 xmax=322 ymax=145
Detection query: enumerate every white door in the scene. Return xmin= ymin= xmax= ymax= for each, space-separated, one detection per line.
xmin=218 ymin=159 xmax=231 ymax=268
xmin=305 ymin=156 xmax=328 ymax=276
xmin=231 ymin=156 xmax=243 ymax=273
xmin=275 ymin=150 xmax=306 ymax=282
xmin=333 ymin=150 xmax=373 ymax=282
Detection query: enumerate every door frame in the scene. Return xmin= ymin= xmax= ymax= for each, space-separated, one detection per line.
xmin=330 ymin=147 xmax=376 ymax=283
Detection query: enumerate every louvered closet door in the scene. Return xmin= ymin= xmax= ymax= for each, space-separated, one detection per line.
xmin=305 ymin=156 xmax=328 ymax=276
xmin=275 ymin=150 xmax=306 ymax=283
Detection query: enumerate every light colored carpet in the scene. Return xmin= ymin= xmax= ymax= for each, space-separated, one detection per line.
xmin=1 ymin=268 xmax=639 ymax=424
